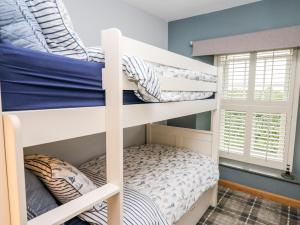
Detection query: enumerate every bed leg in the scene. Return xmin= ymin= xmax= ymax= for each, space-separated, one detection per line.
xmin=146 ymin=124 xmax=152 ymax=144
xmin=211 ymin=185 xmax=218 ymax=207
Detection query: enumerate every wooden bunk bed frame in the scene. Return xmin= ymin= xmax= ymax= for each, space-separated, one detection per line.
xmin=0 ymin=28 xmax=221 ymax=225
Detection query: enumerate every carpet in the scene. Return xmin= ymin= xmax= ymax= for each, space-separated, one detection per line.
xmin=198 ymin=186 xmax=300 ymax=225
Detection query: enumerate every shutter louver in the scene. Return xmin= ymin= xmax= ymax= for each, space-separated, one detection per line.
xmin=251 ymin=113 xmax=286 ymax=162
xmin=220 ymin=54 xmax=250 ymax=100
xmin=255 ymin=49 xmax=293 ymax=101
xmin=220 ymin=110 xmax=246 ymax=155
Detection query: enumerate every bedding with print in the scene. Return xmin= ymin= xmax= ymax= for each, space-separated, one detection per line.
xmin=80 ymin=144 xmax=219 ymax=225
xmin=25 ymin=154 xmax=168 ymax=225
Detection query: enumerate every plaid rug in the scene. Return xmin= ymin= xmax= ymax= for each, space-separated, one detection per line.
xmin=198 ymin=186 xmax=300 ymax=225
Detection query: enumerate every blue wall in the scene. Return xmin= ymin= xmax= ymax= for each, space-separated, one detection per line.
xmin=168 ymin=0 xmax=300 ymax=199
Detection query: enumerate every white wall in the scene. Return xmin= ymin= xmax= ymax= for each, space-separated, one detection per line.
xmin=64 ymin=0 xmax=168 ymax=49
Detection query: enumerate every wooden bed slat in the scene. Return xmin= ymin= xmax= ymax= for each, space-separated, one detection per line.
xmin=4 ymin=99 xmax=217 ymax=148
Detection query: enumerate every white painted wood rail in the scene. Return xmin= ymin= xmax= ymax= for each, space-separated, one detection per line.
xmin=102 ymin=28 xmax=123 ymax=225
xmin=104 ymin=31 xmax=218 ymax=92
xmin=122 ymin=36 xmax=217 ymax=74
xmin=3 ymin=99 xmax=216 ymax=148
xmin=28 ymin=184 xmax=119 ymax=225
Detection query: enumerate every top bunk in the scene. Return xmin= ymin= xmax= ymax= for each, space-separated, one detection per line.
xmin=1 ymin=29 xmax=220 ymax=147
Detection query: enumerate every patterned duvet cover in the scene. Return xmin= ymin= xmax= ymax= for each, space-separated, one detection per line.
xmin=79 ymin=144 xmax=219 ymax=224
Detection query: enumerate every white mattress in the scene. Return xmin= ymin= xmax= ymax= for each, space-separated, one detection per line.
xmin=79 ymin=144 xmax=219 ymax=224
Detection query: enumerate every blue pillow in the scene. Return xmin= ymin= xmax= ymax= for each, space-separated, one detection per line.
xmin=0 ymin=0 xmax=49 ymax=52
xmin=25 ymin=169 xmax=60 ymax=221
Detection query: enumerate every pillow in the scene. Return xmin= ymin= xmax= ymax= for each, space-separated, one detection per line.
xmin=25 ymin=0 xmax=88 ymax=60
xmin=86 ymin=47 xmax=105 ymax=63
xmin=0 ymin=0 xmax=49 ymax=51
xmin=25 ymin=169 xmax=61 ymax=221
xmin=25 ymin=154 xmax=105 ymax=224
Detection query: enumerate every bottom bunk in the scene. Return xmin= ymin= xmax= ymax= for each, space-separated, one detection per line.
xmin=22 ymin=125 xmax=219 ymax=225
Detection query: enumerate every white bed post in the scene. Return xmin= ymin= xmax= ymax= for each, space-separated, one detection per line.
xmin=3 ymin=115 xmax=27 ymax=225
xmin=102 ymin=28 xmax=124 ymax=225
xmin=0 ymin=92 xmax=11 ymax=225
xmin=210 ymin=66 xmax=222 ymax=207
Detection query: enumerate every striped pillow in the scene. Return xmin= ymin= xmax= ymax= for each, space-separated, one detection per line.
xmin=25 ymin=0 xmax=88 ymax=60
xmin=24 ymin=155 xmax=105 ymax=224
xmin=86 ymin=47 xmax=105 ymax=63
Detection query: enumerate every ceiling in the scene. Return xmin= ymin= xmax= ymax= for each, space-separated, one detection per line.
xmin=121 ymin=0 xmax=261 ymax=22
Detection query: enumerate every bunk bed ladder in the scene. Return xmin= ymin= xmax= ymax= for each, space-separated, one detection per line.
xmin=102 ymin=28 xmax=124 ymax=225
xmin=3 ymin=28 xmax=124 ymax=225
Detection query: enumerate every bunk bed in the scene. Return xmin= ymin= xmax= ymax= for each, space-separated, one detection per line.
xmin=0 ymin=28 xmax=221 ymax=225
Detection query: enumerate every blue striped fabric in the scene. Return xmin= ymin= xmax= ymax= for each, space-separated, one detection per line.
xmin=25 ymin=0 xmax=88 ymax=60
xmin=80 ymin=168 xmax=169 ymax=225
xmin=86 ymin=46 xmax=161 ymax=102
xmin=86 ymin=46 xmax=105 ymax=63
xmin=123 ymin=55 xmax=161 ymax=102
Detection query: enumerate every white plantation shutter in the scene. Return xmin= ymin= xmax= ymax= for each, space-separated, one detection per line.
xmin=220 ymin=110 xmax=246 ymax=155
xmin=221 ymin=54 xmax=250 ymax=100
xmin=218 ymin=48 xmax=298 ymax=170
xmin=251 ymin=113 xmax=286 ymax=162
xmin=255 ymin=50 xmax=294 ymax=101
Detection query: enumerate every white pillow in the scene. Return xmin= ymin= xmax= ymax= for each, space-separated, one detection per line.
xmin=24 ymin=154 xmax=105 ymax=224
xmin=25 ymin=0 xmax=88 ymax=60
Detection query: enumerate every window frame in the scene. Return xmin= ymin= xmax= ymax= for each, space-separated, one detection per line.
xmin=215 ymin=48 xmax=300 ymax=170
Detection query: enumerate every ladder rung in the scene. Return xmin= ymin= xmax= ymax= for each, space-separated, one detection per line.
xmin=28 ymin=183 xmax=120 ymax=225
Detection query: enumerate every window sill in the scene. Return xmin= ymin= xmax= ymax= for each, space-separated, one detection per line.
xmin=219 ymin=157 xmax=300 ymax=185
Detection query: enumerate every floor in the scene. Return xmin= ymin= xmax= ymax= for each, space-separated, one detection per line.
xmin=198 ymin=186 xmax=300 ymax=225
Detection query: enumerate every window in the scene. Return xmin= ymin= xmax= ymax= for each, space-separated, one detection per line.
xmin=218 ymin=49 xmax=299 ymax=170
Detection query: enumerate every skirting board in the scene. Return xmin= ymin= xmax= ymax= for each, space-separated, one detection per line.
xmin=219 ymin=179 xmax=300 ymax=208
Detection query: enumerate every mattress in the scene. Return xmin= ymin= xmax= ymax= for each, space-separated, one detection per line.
xmin=79 ymin=144 xmax=219 ymax=225
xmin=0 ymin=42 xmax=143 ymax=111
xmin=86 ymin=47 xmax=216 ymax=102
xmin=0 ymin=43 xmax=214 ymax=112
